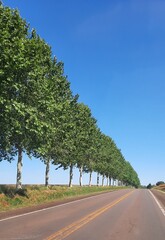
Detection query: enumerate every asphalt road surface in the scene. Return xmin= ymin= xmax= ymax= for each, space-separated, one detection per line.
xmin=0 ymin=189 xmax=164 ymax=240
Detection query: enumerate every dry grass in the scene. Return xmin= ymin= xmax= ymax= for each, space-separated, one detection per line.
xmin=0 ymin=185 xmax=125 ymax=212
xmin=154 ymin=184 xmax=165 ymax=192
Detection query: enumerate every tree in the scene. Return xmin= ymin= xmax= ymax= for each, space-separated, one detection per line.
xmin=0 ymin=5 xmax=53 ymax=188
xmin=95 ymin=134 xmax=119 ymax=186
xmin=51 ymin=102 xmax=99 ymax=187
xmin=156 ymin=181 xmax=164 ymax=186
xmin=51 ymin=95 xmax=78 ymax=187
xmin=75 ymin=103 xmax=98 ymax=187
xmin=35 ymin=59 xmax=77 ymax=187
xmin=85 ymin=127 xmax=102 ymax=186
xmin=147 ymin=183 xmax=152 ymax=189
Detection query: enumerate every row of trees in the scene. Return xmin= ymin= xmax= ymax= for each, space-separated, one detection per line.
xmin=0 ymin=4 xmax=140 ymax=189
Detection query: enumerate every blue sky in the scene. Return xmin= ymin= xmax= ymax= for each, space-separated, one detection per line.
xmin=1 ymin=0 xmax=165 ymax=186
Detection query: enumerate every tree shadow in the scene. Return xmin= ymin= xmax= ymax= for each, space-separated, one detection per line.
xmin=0 ymin=185 xmax=29 ymax=198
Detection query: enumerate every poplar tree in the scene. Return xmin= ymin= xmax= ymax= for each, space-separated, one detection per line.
xmin=0 ymin=5 xmax=52 ymax=188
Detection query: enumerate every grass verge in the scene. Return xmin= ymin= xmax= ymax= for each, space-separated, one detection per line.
xmin=0 ymin=185 xmax=126 ymax=212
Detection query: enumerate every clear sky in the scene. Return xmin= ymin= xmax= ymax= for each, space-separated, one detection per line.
xmin=1 ymin=0 xmax=165 ymax=186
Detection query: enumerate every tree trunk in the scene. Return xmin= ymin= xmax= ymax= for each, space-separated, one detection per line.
xmin=45 ymin=160 xmax=50 ymax=187
xmin=107 ymin=176 xmax=109 ymax=186
xmin=97 ymin=172 xmax=99 ymax=186
xmin=69 ymin=164 xmax=73 ymax=187
xmin=89 ymin=171 xmax=92 ymax=186
xmin=113 ymin=178 xmax=115 ymax=186
xmin=16 ymin=147 xmax=23 ymax=189
xmin=79 ymin=165 xmax=83 ymax=187
xmin=116 ymin=179 xmax=118 ymax=186
xmin=102 ymin=174 xmax=105 ymax=186
xmin=109 ymin=177 xmax=111 ymax=186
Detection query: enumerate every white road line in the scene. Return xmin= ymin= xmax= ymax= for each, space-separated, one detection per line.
xmin=0 ymin=190 xmax=120 ymax=222
xmin=149 ymin=190 xmax=165 ymax=217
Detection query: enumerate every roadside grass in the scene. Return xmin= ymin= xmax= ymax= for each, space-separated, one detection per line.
xmin=153 ymin=184 xmax=165 ymax=193
xmin=0 ymin=185 xmax=126 ymax=212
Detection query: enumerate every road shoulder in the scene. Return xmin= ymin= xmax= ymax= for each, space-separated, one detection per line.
xmin=151 ymin=189 xmax=165 ymax=208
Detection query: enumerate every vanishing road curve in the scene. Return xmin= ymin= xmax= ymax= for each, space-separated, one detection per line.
xmin=0 ymin=189 xmax=164 ymax=240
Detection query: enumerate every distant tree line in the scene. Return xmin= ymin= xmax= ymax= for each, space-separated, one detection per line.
xmin=156 ymin=181 xmax=164 ymax=186
xmin=0 ymin=3 xmax=140 ymax=189
xmin=147 ymin=181 xmax=164 ymax=189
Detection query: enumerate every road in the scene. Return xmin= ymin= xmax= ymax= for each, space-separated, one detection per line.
xmin=0 ymin=189 xmax=164 ymax=240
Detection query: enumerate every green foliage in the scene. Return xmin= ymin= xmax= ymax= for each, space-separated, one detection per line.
xmin=147 ymin=183 xmax=153 ymax=189
xmin=0 ymin=3 xmax=140 ymax=189
xmin=0 ymin=5 xmax=52 ymax=162
xmin=7 ymin=197 xmax=23 ymax=206
xmin=156 ymin=181 xmax=164 ymax=186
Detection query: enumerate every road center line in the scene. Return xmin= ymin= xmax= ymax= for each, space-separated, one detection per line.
xmin=46 ymin=190 xmax=134 ymax=240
